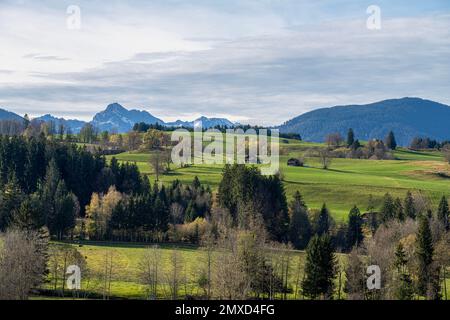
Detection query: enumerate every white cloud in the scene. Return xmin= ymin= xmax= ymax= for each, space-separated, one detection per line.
xmin=0 ymin=1 xmax=449 ymax=125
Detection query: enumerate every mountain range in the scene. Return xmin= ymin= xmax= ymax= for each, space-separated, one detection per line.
xmin=278 ymin=97 xmax=450 ymax=146
xmin=0 ymin=103 xmax=236 ymax=133
xmin=0 ymin=98 xmax=449 ymax=145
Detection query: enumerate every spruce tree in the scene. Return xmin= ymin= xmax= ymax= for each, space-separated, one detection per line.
xmin=288 ymin=191 xmax=311 ymax=249
xmin=437 ymin=195 xmax=449 ymax=230
xmin=393 ymin=242 xmax=414 ymax=300
xmin=302 ymin=234 xmax=336 ymax=299
xmin=50 ymin=180 xmax=78 ymax=240
xmin=416 ymin=215 xmax=434 ymax=296
xmin=347 ymin=128 xmax=355 ymax=147
xmin=0 ymin=175 xmax=24 ymax=231
xmin=385 ymin=131 xmax=397 ymax=150
xmin=351 ymin=139 xmax=361 ymax=150
xmin=316 ymin=203 xmax=331 ymax=235
xmin=12 ymin=193 xmax=45 ymax=231
xmin=394 ymin=197 xmax=405 ymax=221
xmin=380 ymin=193 xmax=395 ymax=223
xmin=404 ymin=191 xmax=416 ymax=220
xmin=346 ymin=206 xmax=363 ymax=250
xmin=192 ymin=176 xmax=201 ymax=190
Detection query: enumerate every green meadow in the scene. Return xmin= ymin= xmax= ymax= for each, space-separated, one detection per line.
xmin=107 ymin=139 xmax=450 ymax=220
xmin=43 ymin=241 xmax=449 ymax=300
xmin=45 ymin=241 xmax=308 ymax=300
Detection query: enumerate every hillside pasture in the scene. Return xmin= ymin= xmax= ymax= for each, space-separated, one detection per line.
xmin=106 ymin=139 xmax=450 ymax=221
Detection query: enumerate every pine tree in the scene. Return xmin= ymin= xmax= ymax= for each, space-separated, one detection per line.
xmin=385 ymin=131 xmax=397 ymax=150
xmin=437 ymin=195 xmax=449 ymax=230
xmin=289 ymin=191 xmax=311 ymax=249
xmin=302 ymin=234 xmax=336 ymax=299
xmin=404 ymin=191 xmax=416 ymax=220
xmin=416 ymin=215 xmax=434 ymax=296
xmin=347 ymin=128 xmax=355 ymax=147
xmin=346 ymin=206 xmax=363 ymax=250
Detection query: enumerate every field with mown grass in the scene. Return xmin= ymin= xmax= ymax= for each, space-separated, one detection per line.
xmin=106 ymin=139 xmax=450 ymax=221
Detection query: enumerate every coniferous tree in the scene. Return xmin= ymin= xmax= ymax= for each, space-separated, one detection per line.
xmin=49 ymin=180 xmax=78 ymax=239
xmin=404 ymin=191 xmax=416 ymax=220
xmin=437 ymin=195 xmax=449 ymax=230
xmin=380 ymin=193 xmax=395 ymax=223
xmin=393 ymin=242 xmax=414 ymax=300
xmin=12 ymin=193 xmax=45 ymax=231
xmin=217 ymin=164 xmax=289 ymax=241
xmin=416 ymin=215 xmax=434 ymax=296
xmin=316 ymin=203 xmax=331 ymax=236
xmin=185 ymin=200 xmax=196 ymax=223
xmin=347 ymin=128 xmax=355 ymax=147
xmin=288 ymin=191 xmax=311 ymax=249
xmin=192 ymin=176 xmax=201 ymax=190
xmin=346 ymin=206 xmax=363 ymax=250
xmin=302 ymin=234 xmax=336 ymax=299
xmin=385 ymin=131 xmax=397 ymax=150
xmin=350 ymin=139 xmax=361 ymax=150
xmin=394 ymin=197 xmax=405 ymax=221
xmin=0 ymin=175 xmax=24 ymax=231
xmin=366 ymin=195 xmax=378 ymax=234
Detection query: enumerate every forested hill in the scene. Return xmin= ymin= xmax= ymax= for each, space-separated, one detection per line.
xmin=278 ymin=97 xmax=450 ymax=146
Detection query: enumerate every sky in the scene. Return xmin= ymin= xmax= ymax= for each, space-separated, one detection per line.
xmin=0 ymin=0 xmax=450 ymax=125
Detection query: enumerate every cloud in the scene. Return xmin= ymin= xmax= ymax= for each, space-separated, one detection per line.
xmin=23 ymin=53 xmax=70 ymax=61
xmin=0 ymin=1 xmax=450 ymax=125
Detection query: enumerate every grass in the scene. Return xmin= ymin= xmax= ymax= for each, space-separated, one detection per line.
xmin=42 ymin=241 xmax=308 ymax=300
xmin=38 ymin=241 xmax=449 ymax=300
xmin=106 ymin=140 xmax=450 ymax=221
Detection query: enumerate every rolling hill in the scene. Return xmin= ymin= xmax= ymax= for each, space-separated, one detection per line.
xmin=278 ymin=97 xmax=450 ymax=146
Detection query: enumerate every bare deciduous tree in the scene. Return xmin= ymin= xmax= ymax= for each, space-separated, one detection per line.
xmin=318 ymin=148 xmax=333 ymax=169
xmin=139 ymin=245 xmax=162 ymax=300
xmin=149 ymin=152 xmax=165 ymax=181
xmin=344 ymin=247 xmax=366 ymax=300
xmin=326 ymin=133 xmax=344 ymax=147
xmin=0 ymin=229 xmax=48 ymax=300
xmin=166 ymin=248 xmax=184 ymax=300
xmin=100 ymin=250 xmax=116 ymax=300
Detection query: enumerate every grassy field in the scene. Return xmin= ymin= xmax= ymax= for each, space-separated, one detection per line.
xmin=107 ymin=139 xmax=450 ymax=220
xmin=43 ymin=241 xmax=309 ymax=300
xmin=41 ymin=241 xmax=449 ymax=300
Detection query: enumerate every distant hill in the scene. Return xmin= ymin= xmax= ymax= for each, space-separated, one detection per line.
xmin=91 ymin=103 xmax=164 ymax=132
xmin=0 ymin=108 xmax=24 ymax=122
xmin=277 ymin=97 xmax=450 ymax=146
xmin=34 ymin=114 xmax=87 ymax=133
